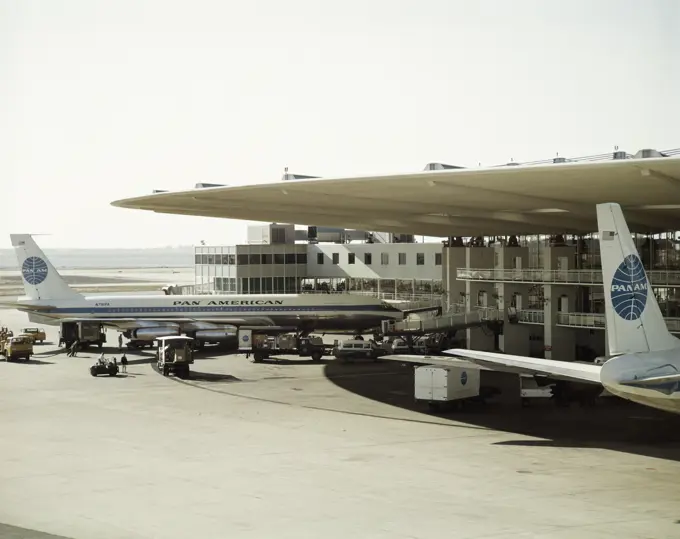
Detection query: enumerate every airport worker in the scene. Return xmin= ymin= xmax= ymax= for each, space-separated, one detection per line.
xmin=121 ymin=354 xmax=128 ymax=373
xmin=68 ymin=339 xmax=79 ymax=357
xmin=118 ymin=333 xmax=123 ymax=351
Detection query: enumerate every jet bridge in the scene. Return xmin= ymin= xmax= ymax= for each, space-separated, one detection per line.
xmin=381 ymin=308 xmax=503 ymax=355
xmin=383 ymin=308 xmax=500 ymax=337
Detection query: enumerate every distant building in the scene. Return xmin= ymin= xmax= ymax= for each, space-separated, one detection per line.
xmin=193 ymin=223 xmax=444 ymax=298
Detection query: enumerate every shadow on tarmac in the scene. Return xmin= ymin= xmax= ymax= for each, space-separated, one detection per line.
xmin=323 ymin=360 xmax=680 ymax=462
xmin=25 ymin=359 xmax=55 ymax=365
xmin=179 ymin=370 xmax=241 ymax=383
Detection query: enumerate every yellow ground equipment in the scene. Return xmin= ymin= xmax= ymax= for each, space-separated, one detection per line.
xmin=21 ymin=327 xmax=46 ymax=344
xmin=1 ymin=335 xmax=33 ymax=362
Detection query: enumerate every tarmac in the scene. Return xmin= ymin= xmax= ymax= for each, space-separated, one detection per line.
xmin=2 ymin=308 xmax=680 ymax=539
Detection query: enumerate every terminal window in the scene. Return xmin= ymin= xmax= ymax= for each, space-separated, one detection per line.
xmin=261 ymin=254 xmax=272 ymax=264
xmin=435 ymin=253 xmax=442 ymax=266
xmin=364 ymin=253 xmax=372 ymax=265
xmin=317 ymin=253 xmax=324 ymax=264
xmin=416 ymin=253 xmax=424 ymax=265
xmin=398 ymin=253 xmax=406 ymax=265
xmin=332 ymin=253 xmax=339 ymax=264
xmin=348 ymin=253 xmax=355 ymax=264
xmin=274 ymin=254 xmax=285 ymax=264
xmin=381 ymin=253 xmax=389 ymax=265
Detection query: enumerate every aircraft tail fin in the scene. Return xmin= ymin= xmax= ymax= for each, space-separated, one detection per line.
xmin=10 ymin=234 xmax=82 ymax=301
xmin=597 ymin=203 xmax=679 ymax=355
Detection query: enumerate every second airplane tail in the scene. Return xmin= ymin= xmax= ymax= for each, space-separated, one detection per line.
xmin=10 ymin=234 xmax=82 ymax=302
xmin=597 ymin=203 xmax=679 ymax=355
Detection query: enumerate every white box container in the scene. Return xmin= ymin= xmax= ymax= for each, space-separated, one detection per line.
xmin=414 ymin=365 xmax=480 ymax=402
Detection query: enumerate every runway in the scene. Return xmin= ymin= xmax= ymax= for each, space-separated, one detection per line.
xmin=1 ymin=309 xmax=680 ymax=539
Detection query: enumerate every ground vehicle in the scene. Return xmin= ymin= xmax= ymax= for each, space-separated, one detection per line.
xmin=90 ymin=357 xmax=119 ymax=377
xmin=1 ymin=335 xmax=33 ymax=362
xmin=157 ymin=336 xmax=194 ymax=378
xmin=388 ymin=338 xmax=427 ymax=355
xmin=21 ymin=327 xmax=46 ymax=344
xmin=333 ymin=339 xmax=387 ymax=362
xmin=238 ymin=329 xmax=329 ymax=363
xmin=59 ymin=321 xmax=106 ymax=349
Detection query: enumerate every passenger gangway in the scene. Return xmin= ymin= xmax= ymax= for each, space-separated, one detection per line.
xmin=382 ymin=307 xmax=500 ymax=337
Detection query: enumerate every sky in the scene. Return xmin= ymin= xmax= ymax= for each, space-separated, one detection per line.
xmin=1 ymin=0 xmax=679 ymax=249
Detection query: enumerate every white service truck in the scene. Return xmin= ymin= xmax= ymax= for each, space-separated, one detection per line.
xmin=59 ymin=321 xmax=106 ymax=349
xmin=414 ymin=364 xmax=482 ymax=411
xmin=238 ymin=329 xmax=328 ymax=363
xmin=157 ymin=336 xmax=194 ymax=379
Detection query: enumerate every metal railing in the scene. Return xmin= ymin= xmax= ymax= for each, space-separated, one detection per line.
xmin=511 ymin=311 xmax=680 ymax=333
xmin=555 ymin=312 xmax=680 ymax=332
xmin=517 ymin=309 xmax=545 ymax=324
xmin=555 ymin=312 xmax=605 ymax=329
xmin=457 ymin=268 xmax=680 ymax=286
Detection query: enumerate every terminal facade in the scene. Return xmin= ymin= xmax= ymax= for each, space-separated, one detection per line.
xmin=192 ymin=223 xmax=680 ymax=362
xmin=193 ymin=223 xmax=444 ymax=298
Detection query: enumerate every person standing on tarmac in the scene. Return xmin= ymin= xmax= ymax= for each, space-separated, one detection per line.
xmin=120 ymin=354 xmax=128 ymax=374
xmin=118 ymin=333 xmax=123 ymax=351
xmin=68 ymin=338 xmax=80 ymax=357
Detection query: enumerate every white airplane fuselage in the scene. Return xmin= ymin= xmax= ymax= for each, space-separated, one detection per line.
xmin=16 ymin=293 xmax=404 ymax=333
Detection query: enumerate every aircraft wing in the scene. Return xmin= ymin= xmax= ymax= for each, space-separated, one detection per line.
xmin=443 ymin=348 xmax=602 ymax=384
xmin=381 ymin=354 xmax=489 ymax=370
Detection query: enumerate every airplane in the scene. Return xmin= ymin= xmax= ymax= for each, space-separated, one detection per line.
xmin=3 ymin=234 xmax=404 ymax=343
xmin=384 ymin=203 xmax=680 ymax=415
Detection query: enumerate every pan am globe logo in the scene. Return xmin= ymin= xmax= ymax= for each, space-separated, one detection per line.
xmin=22 ymin=256 xmax=49 ymax=286
xmin=610 ymin=254 xmax=648 ymax=321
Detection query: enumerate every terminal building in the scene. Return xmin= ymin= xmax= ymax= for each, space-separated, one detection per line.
xmin=117 ymin=147 xmax=680 ymax=361
xmin=192 ymin=224 xmax=444 ymax=297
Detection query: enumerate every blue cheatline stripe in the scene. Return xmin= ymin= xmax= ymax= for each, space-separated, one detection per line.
xmin=45 ymin=305 xmax=388 ymax=314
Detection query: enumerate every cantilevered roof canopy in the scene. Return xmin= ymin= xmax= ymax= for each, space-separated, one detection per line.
xmin=111 ymin=156 xmax=680 ymax=236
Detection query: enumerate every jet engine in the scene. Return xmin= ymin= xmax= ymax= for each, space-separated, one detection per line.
xmin=131 ymin=327 xmax=181 ymax=341
xmin=193 ymin=330 xmax=237 ymax=341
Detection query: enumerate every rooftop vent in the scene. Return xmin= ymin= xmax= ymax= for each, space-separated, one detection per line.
xmin=634 ymin=148 xmax=667 ymax=159
xmin=553 ymin=157 xmax=567 ymax=164
xmin=423 ymin=162 xmax=465 ymax=171
xmin=194 ymin=183 xmax=226 ymax=189
xmin=613 ymin=150 xmax=628 ymax=160
xmin=152 ymin=190 xmax=169 ymax=194
xmin=281 ymin=168 xmax=320 ymax=181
